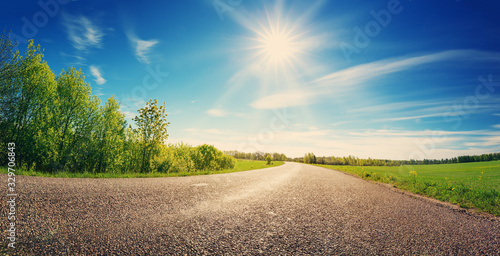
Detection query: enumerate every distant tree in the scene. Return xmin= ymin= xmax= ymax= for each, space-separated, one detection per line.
xmin=280 ymin=153 xmax=287 ymax=161
xmin=304 ymin=153 xmax=316 ymax=164
xmin=272 ymin=152 xmax=280 ymax=161
xmin=266 ymin=154 xmax=272 ymax=165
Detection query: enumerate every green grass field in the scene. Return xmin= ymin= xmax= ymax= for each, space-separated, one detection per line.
xmin=316 ymin=161 xmax=500 ymax=216
xmin=4 ymin=159 xmax=283 ymax=179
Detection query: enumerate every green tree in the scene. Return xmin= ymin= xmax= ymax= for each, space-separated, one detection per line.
xmin=272 ymin=153 xmax=280 ymax=161
xmin=0 ymin=31 xmax=22 ymax=166
xmin=192 ymin=144 xmax=220 ymax=170
xmin=304 ymin=153 xmax=316 ymax=164
xmin=266 ymin=154 xmax=272 ymax=165
xmin=92 ymin=96 xmax=126 ymax=173
xmin=55 ymin=67 xmax=100 ymax=172
xmin=2 ymin=40 xmax=58 ymax=170
xmin=122 ymin=125 xmax=142 ymax=173
xmin=133 ymin=99 xmax=170 ymax=173
xmin=280 ymin=153 xmax=287 ymax=161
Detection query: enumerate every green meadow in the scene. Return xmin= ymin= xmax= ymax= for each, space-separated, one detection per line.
xmin=316 ymin=161 xmax=500 ymax=216
xmin=6 ymin=160 xmax=283 ymax=179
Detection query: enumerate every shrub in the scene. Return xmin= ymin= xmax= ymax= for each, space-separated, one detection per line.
xmin=152 ymin=143 xmax=235 ymax=173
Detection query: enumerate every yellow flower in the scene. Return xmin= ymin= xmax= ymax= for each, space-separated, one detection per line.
xmin=452 ymin=188 xmax=455 ymax=191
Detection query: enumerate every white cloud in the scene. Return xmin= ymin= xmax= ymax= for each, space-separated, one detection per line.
xmin=251 ymin=89 xmax=316 ymax=109
xmin=89 ymin=65 xmax=106 ymax=85
xmin=464 ymin=136 xmax=500 ymax=147
xmin=250 ymin=50 xmax=486 ymax=109
xmin=207 ymin=108 xmax=227 ymax=117
xmin=126 ymin=31 xmax=158 ymax=64
xmin=206 ymin=107 xmax=244 ymax=118
xmin=62 ymin=13 xmax=104 ymax=51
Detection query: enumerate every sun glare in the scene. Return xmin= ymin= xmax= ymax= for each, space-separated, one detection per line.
xmin=260 ymin=31 xmax=294 ymax=64
xmin=246 ymin=7 xmax=305 ymax=72
xmin=231 ymin=1 xmax=324 ymax=90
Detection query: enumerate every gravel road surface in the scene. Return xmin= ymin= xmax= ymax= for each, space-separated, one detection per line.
xmin=1 ymin=162 xmax=499 ymax=255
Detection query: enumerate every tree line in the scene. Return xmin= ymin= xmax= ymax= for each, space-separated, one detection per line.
xmin=224 ymin=150 xmax=287 ymax=162
xmin=294 ymin=152 xmax=500 ymax=166
xmin=0 ymin=33 xmax=234 ymax=174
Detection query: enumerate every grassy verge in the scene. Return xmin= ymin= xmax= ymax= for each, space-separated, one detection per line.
xmin=2 ymin=160 xmax=284 ymax=179
xmin=315 ymin=161 xmax=500 ymax=216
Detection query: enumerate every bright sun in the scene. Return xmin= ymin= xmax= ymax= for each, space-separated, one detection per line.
xmin=261 ymin=32 xmax=293 ymax=63
xmin=237 ymin=2 xmax=317 ymax=76
xmin=252 ymin=21 xmax=300 ymax=68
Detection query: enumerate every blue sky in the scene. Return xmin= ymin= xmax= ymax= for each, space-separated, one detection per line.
xmin=2 ymin=0 xmax=500 ymax=159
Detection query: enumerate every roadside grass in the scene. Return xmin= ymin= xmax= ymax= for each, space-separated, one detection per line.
xmin=2 ymin=160 xmax=283 ymax=179
xmin=315 ymin=161 xmax=500 ymax=216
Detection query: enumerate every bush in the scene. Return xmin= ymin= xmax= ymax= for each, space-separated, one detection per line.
xmin=266 ymin=154 xmax=272 ymax=165
xmin=152 ymin=143 xmax=235 ymax=173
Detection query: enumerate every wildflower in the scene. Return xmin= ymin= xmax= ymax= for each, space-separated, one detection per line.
xmin=452 ymin=188 xmax=455 ymax=191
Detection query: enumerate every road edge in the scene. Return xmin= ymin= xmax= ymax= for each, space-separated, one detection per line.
xmin=314 ymin=164 xmax=500 ymax=222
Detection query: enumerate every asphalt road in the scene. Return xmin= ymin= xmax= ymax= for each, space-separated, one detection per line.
xmin=2 ymin=162 xmax=499 ymax=255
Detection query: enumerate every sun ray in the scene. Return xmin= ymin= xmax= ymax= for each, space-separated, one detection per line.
xmin=209 ymin=0 xmax=331 ymax=130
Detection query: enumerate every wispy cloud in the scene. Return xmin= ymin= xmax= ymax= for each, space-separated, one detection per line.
xmin=61 ymin=13 xmax=104 ymax=51
xmin=126 ymin=31 xmax=159 ymax=64
xmin=347 ymin=100 xmax=454 ymax=115
xmin=376 ymin=113 xmax=455 ymax=122
xmin=89 ymin=65 xmax=106 ymax=85
xmin=251 ymin=50 xmax=493 ymax=109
